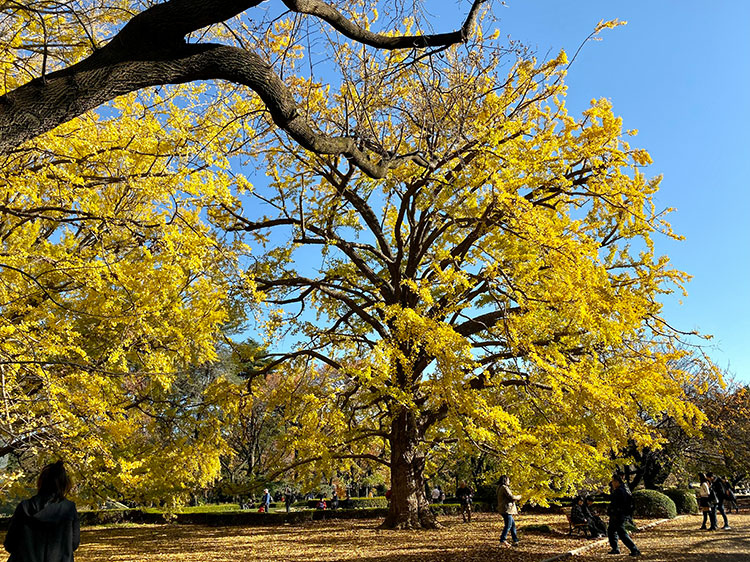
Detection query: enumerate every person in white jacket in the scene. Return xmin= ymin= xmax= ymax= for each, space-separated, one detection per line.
xmin=698 ymin=473 xmax=717 ymax=530
xmin=496 ymin=475 xmax=522 ymax=546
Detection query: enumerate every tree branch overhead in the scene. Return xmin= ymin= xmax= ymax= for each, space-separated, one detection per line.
xmin=0 ymin=0 xmax=489 ymax=177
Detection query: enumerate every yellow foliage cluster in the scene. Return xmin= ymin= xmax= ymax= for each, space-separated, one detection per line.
xmin=0 ymin=80 xmax=254 ymax=501
xmin=235 ymin=23 xmax=712 ymax=503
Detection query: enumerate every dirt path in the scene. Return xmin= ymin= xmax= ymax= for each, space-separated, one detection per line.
xmin=573 ymin=512 xmax=750 ymax=562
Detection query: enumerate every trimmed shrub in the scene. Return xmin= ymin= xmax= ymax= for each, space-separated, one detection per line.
xmin=632 ymin=489 xmax=677 ymax=519
xmin=663 ymin=488 xmax=698 ymax=514
xmin=303 ymin=496 xmax=388 ymax=509
xmin=429 ymin=501 xmax=492 ymax=515
xmin=344 ymin=497 xmax=388 ymax=509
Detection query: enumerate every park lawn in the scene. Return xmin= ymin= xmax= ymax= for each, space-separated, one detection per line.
xmin=77 ymin=511 xmax=750 ymax=562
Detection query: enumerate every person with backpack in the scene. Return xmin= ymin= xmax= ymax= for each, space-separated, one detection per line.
xmin=707 ymin=473 xmax=731 ymax=530
xmin=607 ymin=473 xmax=641 ymax=557
xmin=3 ymin=461 xmax=80 ymax=562
xmin=261 ymin=488 xmax=272 ymax=513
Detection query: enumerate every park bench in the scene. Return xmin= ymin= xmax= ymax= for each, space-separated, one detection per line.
xmin=562 ymin=507 xmax=589 ymax=537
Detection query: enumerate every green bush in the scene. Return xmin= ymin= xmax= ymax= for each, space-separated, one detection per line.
xmin=632 ymin=489 xmax=677 ymax=519
xmin=302 ymin=496 xmax=388 ymax=509
xmin=429 ymin=501 xmax=492 ymax=515
xmin=430 ymin=503 xmax=460 ymax=515
xmin=662 ymin=488 xmax=698 ymax=514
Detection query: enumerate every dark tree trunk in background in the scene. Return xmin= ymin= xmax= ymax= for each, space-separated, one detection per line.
xmin=382 ymin=406 xmax=439 ymax=529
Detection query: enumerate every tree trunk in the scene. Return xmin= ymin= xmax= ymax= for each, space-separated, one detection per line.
xmin=382 ymin=406 xmax=439 ymax=529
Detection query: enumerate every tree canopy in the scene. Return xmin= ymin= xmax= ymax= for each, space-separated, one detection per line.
xmin=0 ymin=0 xmax=493 ymax=505
xmin=219 ymin=21 xmax=707 ymax=527
xmin=0 ymin=0 xmax=715 ymax=524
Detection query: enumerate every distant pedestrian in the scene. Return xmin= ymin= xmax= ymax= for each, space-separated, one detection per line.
xmin=431 ymin=486 xmax=441 ymax=504
xmin=707 ymin=473 xmax=730 ymax=529
xmin=456 ymin=481 xmax=473 ymax=523
xmin=496 ymin=475 xmax=521 ymax=547
xmin=607 ymin=473 xmax=641 ymax=557
xmin=261 ymin=488 xmax=272 ymax=513
xmin=4 ymin=460 xmax=80 ymax=562
xmin=331 ymin=489 xmax=339 ymax=510
xmin=284 ymin=487 xmax=294 ymax=513
xmin=698 ymin=473 xmax=717 ymax=530
xmin=725 ymin=483 xmax=739 ymax=514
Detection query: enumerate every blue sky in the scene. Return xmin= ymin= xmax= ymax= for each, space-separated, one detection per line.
xmin=439 ymin=0 xmax=750 ymax=380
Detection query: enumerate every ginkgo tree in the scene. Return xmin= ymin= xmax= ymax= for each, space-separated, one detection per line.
xmin=219 ymin=23 xmax=708 ymax=527
xmin=0 ymin=0 xmax=712 ymax=519
xmin=0 ymin=86 xmax=252 ymax=502
xmin=0 ymin=0 xmax=491 ymax=501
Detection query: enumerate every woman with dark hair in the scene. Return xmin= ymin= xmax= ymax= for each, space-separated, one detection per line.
xmin=697 ymin=472 xmax=717 ymax=530
xmin=4 ymin=461 xmax=80 ymax=562
xmin=496 ymin=474 xmax=521 ymax=547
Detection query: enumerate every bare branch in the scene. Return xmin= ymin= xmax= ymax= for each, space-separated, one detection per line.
xmin=281 ymin=0 xmax=488 ymax=49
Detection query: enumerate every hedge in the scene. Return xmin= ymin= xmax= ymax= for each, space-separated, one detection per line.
xmin=0 ymin=500 xmax=497 ymax=531
xmin=300 ymin=497 xmax=388 ymax=509
xmin=663 ymin=488 xmax=699 ymax=515
xmin=429 ymin=501 xmax=492 ymax=515
xmin=632 ymin=489 xmax=677 ymax=519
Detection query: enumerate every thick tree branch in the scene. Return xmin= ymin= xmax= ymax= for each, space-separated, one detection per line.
xmin=0 ymin=0 xmax=489 ymax=178
xmin=282 ymin=0 xmax=487 ymax=49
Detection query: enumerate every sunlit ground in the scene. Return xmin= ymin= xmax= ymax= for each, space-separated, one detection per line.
xmin=77 ymin=511 xmax=750 ymax=562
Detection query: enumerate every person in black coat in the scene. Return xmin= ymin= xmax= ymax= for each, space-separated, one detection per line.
xmin=583 ymin=496 xmax=607 ymax=537
xmin=571 ymin=496 xmax=604 ymax=538
xmin=607 ymin=474 xmax=641 ymax=557
xmin=456 ymin=481 xmax=473 ymax=523
xmin=707 ymin=473 xmax=731 ymax=530
xmin=4 ymin=461 xmax=80 ymax=562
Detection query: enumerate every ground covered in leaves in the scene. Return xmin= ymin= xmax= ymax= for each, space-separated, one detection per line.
xmin=78 ymin=511 xmax=750 ymax=562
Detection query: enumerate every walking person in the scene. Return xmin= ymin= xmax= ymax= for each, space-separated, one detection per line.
xmin=496 ymin=475 xmax=521 ymax=547
xmin=697 ymin=473 xmax=717 ymax=530
xmin=330 ymin=489 xmax=339 ymax=510
xmin=4 ymin=460 xmax=80 ymax=562
xmin=284 ymin=487 xmax=294 ymax=513
xmin=707 ymin=473 xmax=730 ymax=529
xmin=607 ymin=473 xmax=641 ymax=557
xmin=261 ymin=488 xmax=272 ymax=513
xmin=725 ymin=483 xmax=739 ymax=514
xmin=456 ymin=481 xmax=473 ymax=523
